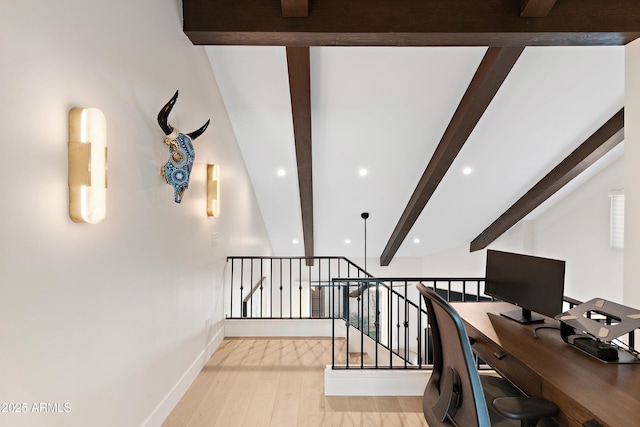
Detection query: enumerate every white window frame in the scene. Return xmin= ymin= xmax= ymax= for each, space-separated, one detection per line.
xmin=609 ymin=191 xmax=624 ymax=250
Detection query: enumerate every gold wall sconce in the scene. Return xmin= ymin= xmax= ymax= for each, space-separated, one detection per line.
xmin=68 ymin=107 xmax=107 ymax=224
xmin=207 ymin=164 xmax=220 ymax=217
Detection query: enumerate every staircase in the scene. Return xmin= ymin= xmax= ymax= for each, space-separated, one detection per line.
xmin=223 ymin=256 xmax=609 ymax=396
xmin=332 ymin=338 xmax=372 ymax=365
xmin=225 ymin=256 xmax=489 ymax=370
xmin=223 ymin=256 xmax=495 ymax=396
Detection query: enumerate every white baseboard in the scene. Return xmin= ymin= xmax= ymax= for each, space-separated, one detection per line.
xmin=142 ymin=327 xmax=225 ymax=427
xmin=324 ymin=365 xmax=430 ymax=396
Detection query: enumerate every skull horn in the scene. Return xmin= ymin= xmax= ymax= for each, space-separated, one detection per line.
xmin=157 ymin=90 xmax=210 ymax=141
xmin=187 ymin=119 xmax=210 ymax=141
xmin=157 ymin=90 xmax=178 ymax=135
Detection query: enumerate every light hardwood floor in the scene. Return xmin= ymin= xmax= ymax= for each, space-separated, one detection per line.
xmin=162 ymin=337 xmax=429 ymax=427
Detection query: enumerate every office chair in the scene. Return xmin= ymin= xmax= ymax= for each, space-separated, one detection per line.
xmin=417 ymin=283 xmax=558 ymax=427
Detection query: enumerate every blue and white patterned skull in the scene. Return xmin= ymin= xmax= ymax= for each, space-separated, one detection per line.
xmin=157 ymin=91 xmax=210 ymax=203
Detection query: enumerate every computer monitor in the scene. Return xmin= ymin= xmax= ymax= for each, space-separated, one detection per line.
xmin=484 ymin=250 xmax=566 ymax=324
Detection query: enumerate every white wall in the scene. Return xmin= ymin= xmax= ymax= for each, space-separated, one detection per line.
xmin=356 ymin=248 xmax=485 ymax=279
xmin=0 ymin=1 xmax=271 ymax=426
xmin=352 ymin=256 xmax=424 ymax=278
xmin=530 ymin=156 xmax=624 ymax=303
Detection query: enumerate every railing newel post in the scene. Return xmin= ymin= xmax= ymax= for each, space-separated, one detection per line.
xmin=346 ymin=289 xmax=350 ymax=369
xmin=418 ymin=294 xmax=423 ymax=368
xmin=462 ymin=280 xmax=467 ymax=302
xmin=388 ymin=284 xmax=393 ymax=368
xmin=279 ymin=258 xmax=283 ymax=319
xmin=229 ymin=258 xmax=234 ymax=318
xmin=269 ymin=258 xmax=273 ymax=318
xmin=240 ymin=259 xmax=245 ymax=318
xmin=331 ymin=278 xmax=335 ymax=369
xmin=326 ymin=259 xmax=331 ymax=319
xmin=259 ymin=259 xmax=264 ymax=317
xmin=250 ymin=259 xmax=254 ymax=317
xmin=298 ymin=258 xmax=302 ymax=319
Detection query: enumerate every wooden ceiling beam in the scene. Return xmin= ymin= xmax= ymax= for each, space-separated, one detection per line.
xmin=286 ymin=46 xmax=314 ymax=262
xmin=380 ymin=47 xmax=524 ymax=266
xmin=520 ymin=0 xmax=558 ymax=18
xmin=281 ymin=0 xmax=308 ymax=18
xmin=183 ymin=0 xmax=640 ymax=46
xmin=470 ymin=109 xmax=624 ymax=252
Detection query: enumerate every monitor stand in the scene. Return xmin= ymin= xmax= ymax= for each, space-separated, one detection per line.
xmin=501 ymin=308 xmax=545 ymax=324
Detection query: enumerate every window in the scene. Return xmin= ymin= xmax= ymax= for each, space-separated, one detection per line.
xmin=609 ymin=191 xmax=624 ymax=250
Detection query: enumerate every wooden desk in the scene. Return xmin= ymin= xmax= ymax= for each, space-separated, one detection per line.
xmin=452 ymin=302 xmax=640 ymax=427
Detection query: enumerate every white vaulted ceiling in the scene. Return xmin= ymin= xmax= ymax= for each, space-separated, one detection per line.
xmin=206 ymin=45 xmax=624 ymax=261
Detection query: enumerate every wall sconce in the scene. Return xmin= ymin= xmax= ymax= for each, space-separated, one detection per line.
xmin=68 ymin=107 xmax=107 ymax=224
xmin=207 ymin=164 xmax=220 ymax=217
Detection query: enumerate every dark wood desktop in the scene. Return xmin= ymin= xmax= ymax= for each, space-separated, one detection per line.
xmin=452 ymin=301 xmax=640 ymax=427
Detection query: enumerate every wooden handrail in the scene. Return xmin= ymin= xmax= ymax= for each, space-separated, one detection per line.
xmin=243 ymin=276 xmax=266 ymax=303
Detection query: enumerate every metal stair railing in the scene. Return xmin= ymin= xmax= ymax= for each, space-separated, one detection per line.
xmin=225 ymin=256 xmax=372 ymax=319
xmin=330 ymin=278 xmax=488 ymax=370
xmin=224 ymin=258 xmax=632 ymax=371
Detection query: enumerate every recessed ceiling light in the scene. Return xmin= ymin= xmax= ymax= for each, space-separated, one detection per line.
xmin=345 ymin=239 xmax=351 ymax=244
xmin=277 ymin=168 xmax=286 ymax=177
xmin=359 ymin=168 xmax=368 ymax=176
xmin=292 ymin=239 xmax=299 ymax=244
xmin=462 ymin=167 xmax=473 ymax=175
xmin=413 ymin=238 xmax=420 ymax=244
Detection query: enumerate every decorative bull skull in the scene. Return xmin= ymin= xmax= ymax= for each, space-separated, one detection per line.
xmin=157 ymin=90 xmax=210 ymax=203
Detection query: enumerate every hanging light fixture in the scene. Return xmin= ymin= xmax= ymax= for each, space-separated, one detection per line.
xmin=361 ymin=212 xmax=369 ymax=272
xmin=349 ymin=212 xmax=371 ymax=298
